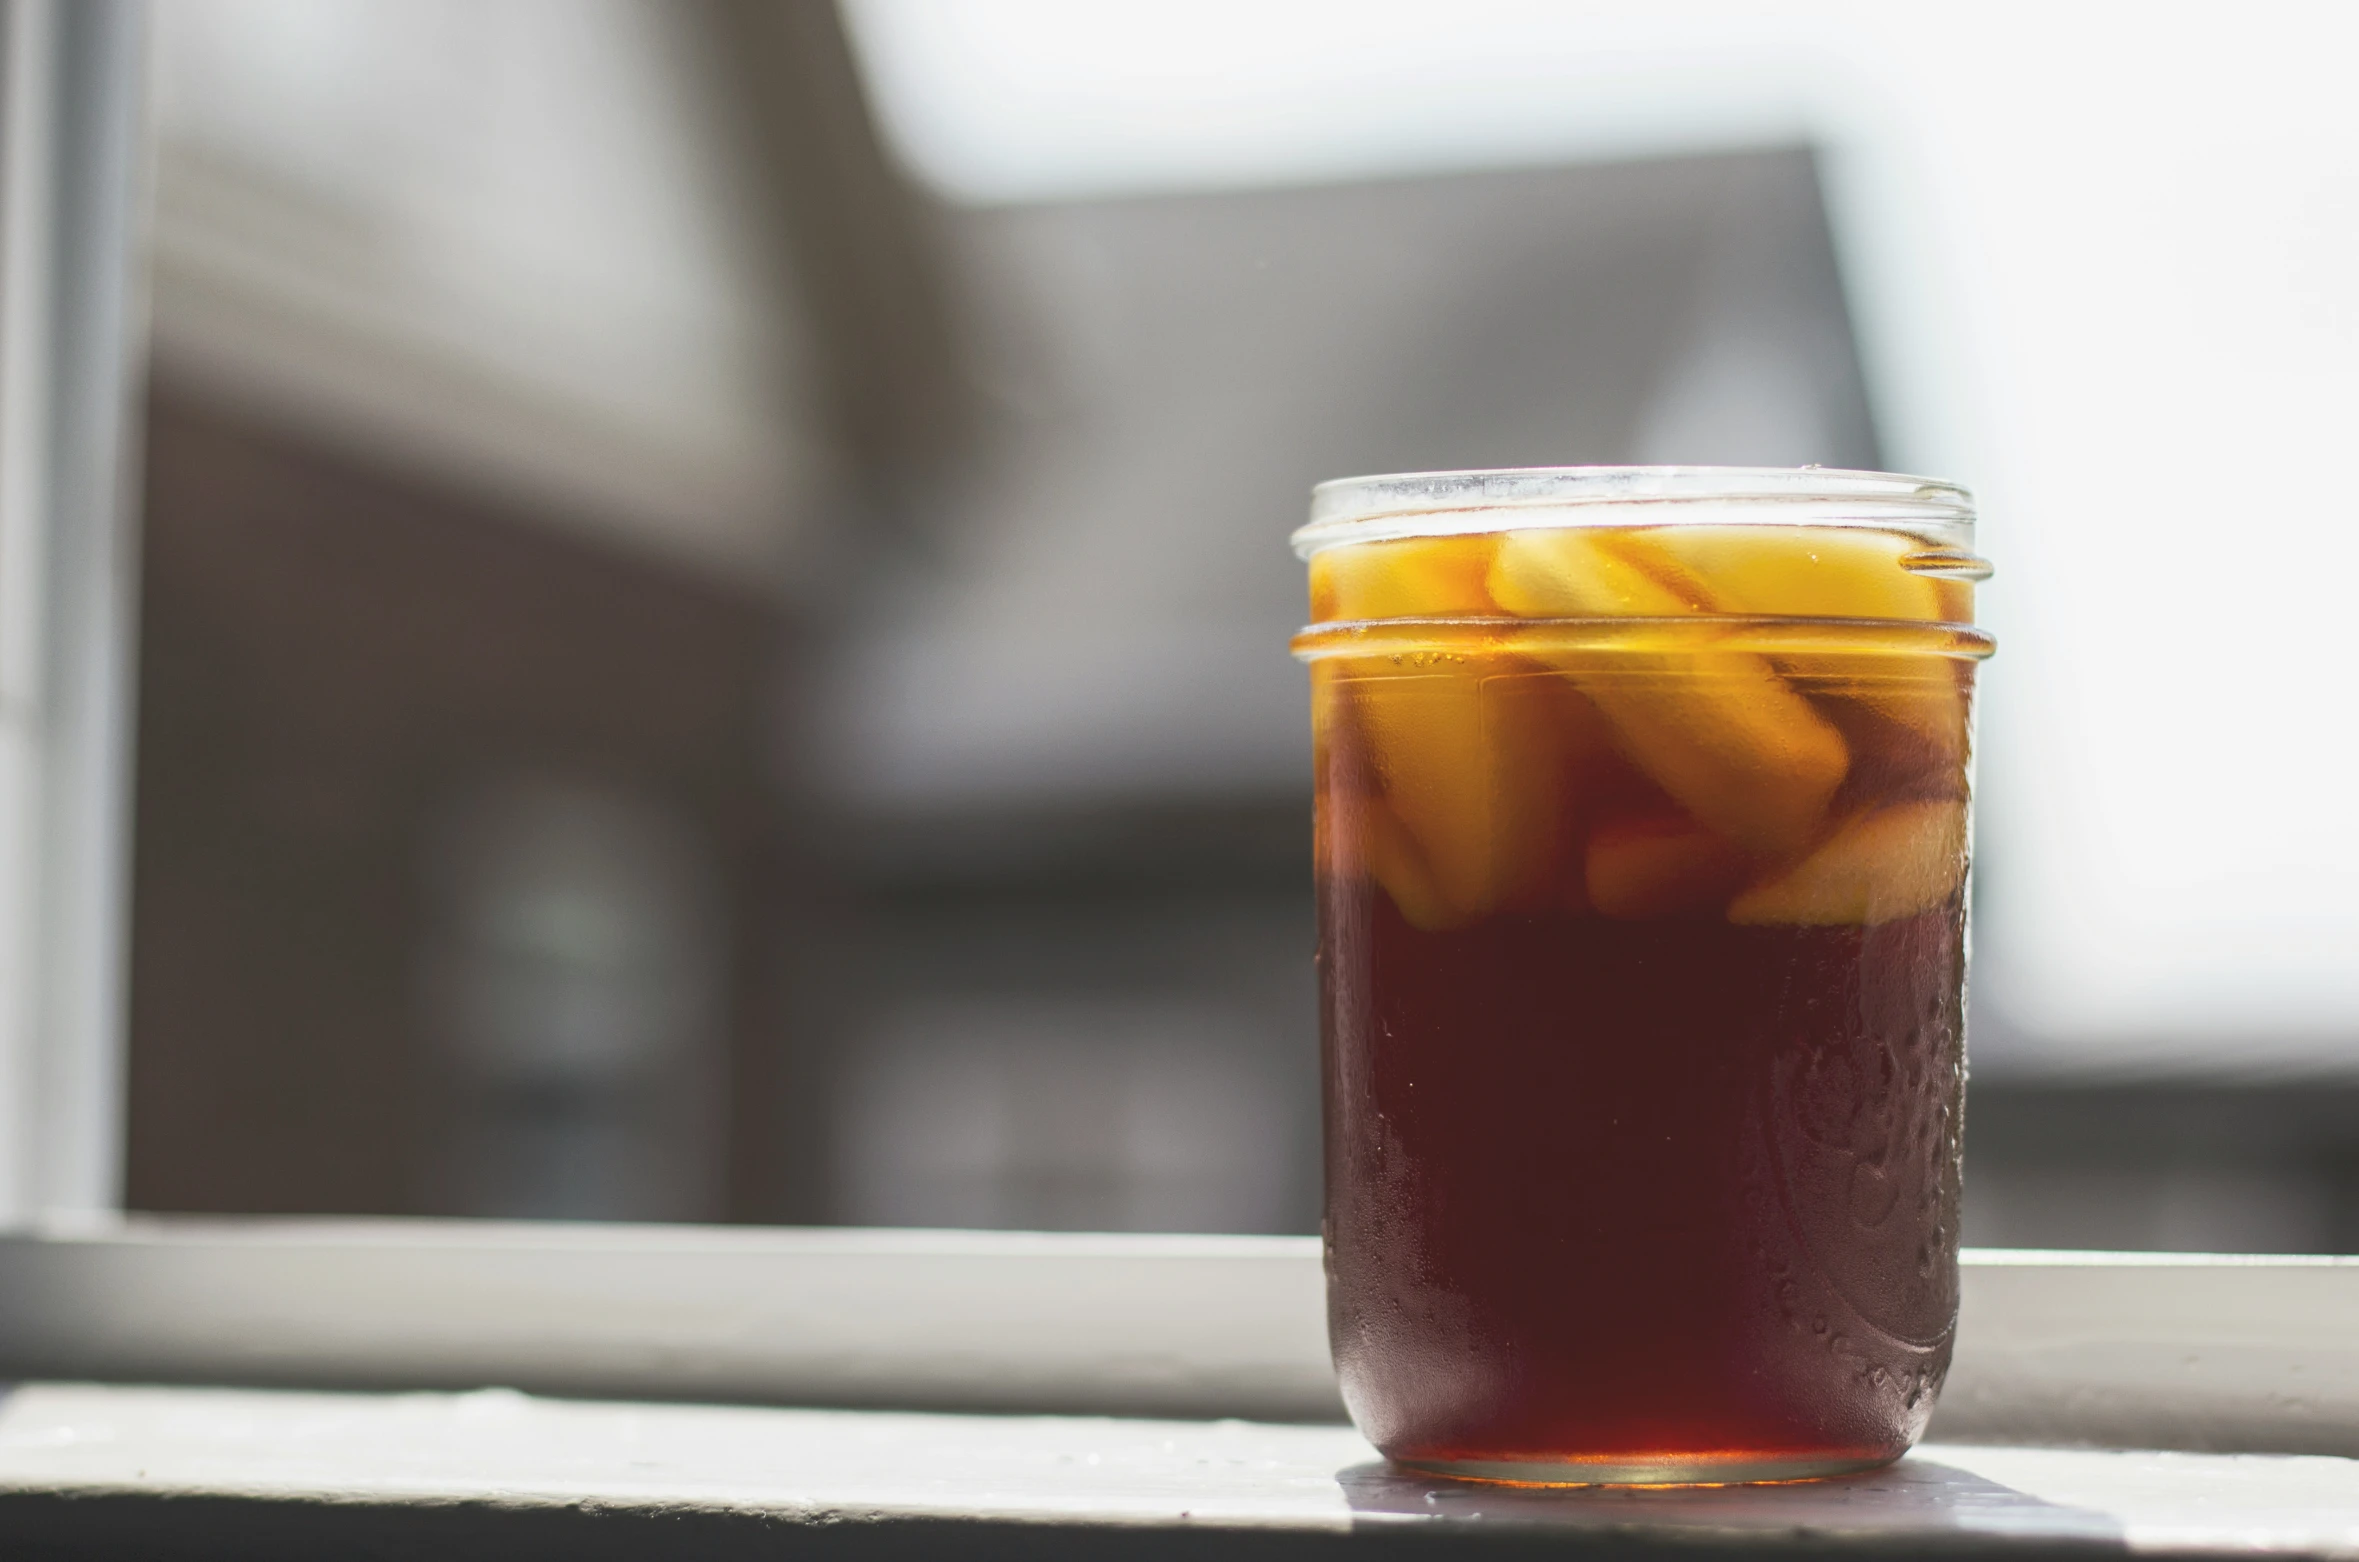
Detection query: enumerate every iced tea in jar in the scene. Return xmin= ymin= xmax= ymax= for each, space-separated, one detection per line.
xmin=1295 ymin=467 xmax=1992 ymax=1485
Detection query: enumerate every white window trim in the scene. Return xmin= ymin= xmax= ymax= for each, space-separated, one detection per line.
xmin=0 ymin=1218 xmax=2354 ymax=1459
xmin=0 ymin=0 xmax=147 ymax=1223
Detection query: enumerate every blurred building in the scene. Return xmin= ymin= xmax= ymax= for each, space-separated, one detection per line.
xmin=127 ymin=0 xmax=857 ymax=1221
xmin=802 ymin=148 xmax=1878 ymax=1233
xmin=131 ymin=392 xmax=780 ymax=1219
xmin=121 ymin=0 xmax=2359 ymax=1251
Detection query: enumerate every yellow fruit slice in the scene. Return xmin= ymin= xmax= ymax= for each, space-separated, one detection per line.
xmin=1341 ymin=668 xmax=1576 ymax=929
xmin=1309 ymin=533 xmax=1501 ymax=622
xmin=1350 ymin=675 xmax=1491 ymax=922
xmin=1617 ymin=525 xmax=1971 ymax=759
xmin=1487 ymin=526 xmax=1705 ymax=617
xmin=1313 ymin=665 xmax=1461 ymax=929
xmin=1585 ymin=814 xmax=1750 ymax=920
xmin=1477 ymin=672 xmax=1592 ymax=917
xmin=1727 ymin=799 xmax=1967 ymax=926
xmin=1616 ymin=525 xmax=1967 ymax=623
xmin=1489 ymin=529 xmax=1848 ymax=858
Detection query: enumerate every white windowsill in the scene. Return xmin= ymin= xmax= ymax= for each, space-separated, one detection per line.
xmin=1 ymin=1219 xmax=2358 ymax=1552
xmin=4 ymin=1381 xmax=2359 ymax=1556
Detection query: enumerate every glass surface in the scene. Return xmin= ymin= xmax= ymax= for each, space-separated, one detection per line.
xmin=1295 ymin=467 xmax=1992 ymax=1485
xmin=1296 ymin=466 xmax=1977 ymax=553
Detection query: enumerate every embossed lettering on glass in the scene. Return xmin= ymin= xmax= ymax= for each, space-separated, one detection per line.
xmin=1293 ymin=468 xmax=1993 ymax=1485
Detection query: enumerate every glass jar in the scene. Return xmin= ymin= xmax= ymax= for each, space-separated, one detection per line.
xmin=1292 ymin=467 xmax=1993 ymax=1485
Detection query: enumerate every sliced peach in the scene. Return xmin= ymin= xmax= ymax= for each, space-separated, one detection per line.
xmin=1613 ymin=525 xmax=1972 ymax=761
xmin=1585 ymin=814 xmax=1751 ymax=920
xmin=1349 ymin=675 xmax=1490 ymax=920
xmin=1313 ymin=669 xmax=1456 ymax=927
xmin=1591 ymin=661 xmax=1851 ymax=858
xmin=1310 ymin=533 xmax=1501 ymax=622
xmin=1487 ymin=526 xmax=1707 ymax=618
xmin=1341 ymin=668 xmax=1576 ymax=928
xmin=1615 ymin=525 xmax=1968 ymax=623
xmin=1477 ymin=673 xmax=1592 ymax=916
xmin=1489 ymin=530 xmax=1849 ymax=857
xmin=1727 ymin=799 xmax=1967 ymax=926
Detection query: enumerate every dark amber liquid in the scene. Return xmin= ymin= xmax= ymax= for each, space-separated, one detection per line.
xmin=1320 ymin=880 xmax=1965 ymax=1478
xmin=1301 ymin=521 xmax=1984 ymax=1479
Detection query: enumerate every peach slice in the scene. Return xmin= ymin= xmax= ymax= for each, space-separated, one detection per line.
xmin=1615 ymin=525 xmax=1967 ymax=623
xmin=1727 ymin=799 xmax=1967 ymax=926
xmin=1489 ymin=530 xmax=1849 ymax=858
xmin=1619 ymin=526 xmax=1971 ymax=760
xmin=1586 ymin=814 xmax=1751 ymax=920
xmin=1341 ymin=668 xmax=1578 ymax=929
xmin=1310 ymin=533 xmax=1501 ymax=622
xmin=1486 ymin=525 xmax=1706 ymax=618
xmin=1314 ymin=673 xmax=1460 ymax=929
xmin=1477 ymin=672 xmax=1596 ymax=917
xmin=1349 ymin=675 xmax=1491 ymax=924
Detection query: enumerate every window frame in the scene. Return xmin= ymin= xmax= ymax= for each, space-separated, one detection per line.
xmin=0 ymin=0 xmax=146 ymax=1224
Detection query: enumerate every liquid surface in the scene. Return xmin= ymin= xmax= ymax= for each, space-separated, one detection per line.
xmin=1305 ymin=524 xmax=1979 ymax=1478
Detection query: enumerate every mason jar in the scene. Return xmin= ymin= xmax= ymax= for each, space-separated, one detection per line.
xmin=1292 ymin=467 xmax=1993 ymax=1485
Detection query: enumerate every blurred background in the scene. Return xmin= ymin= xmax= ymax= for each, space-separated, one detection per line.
xmin=121 ymin=0 xmax=2359 ymax=1249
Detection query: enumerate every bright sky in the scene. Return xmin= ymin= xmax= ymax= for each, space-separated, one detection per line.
xmin=845 ymin=0 xmax=2359 ymax=1071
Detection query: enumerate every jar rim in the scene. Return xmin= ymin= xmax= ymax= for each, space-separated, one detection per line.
xmin=1292 ymin=465 xmax=1974 ymax=558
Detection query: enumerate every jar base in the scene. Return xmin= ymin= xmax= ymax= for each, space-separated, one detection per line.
xmin=1393 ymin=1450 xmax=1899 ymax=1488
